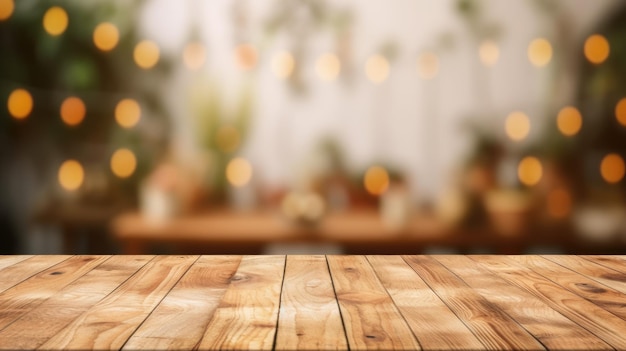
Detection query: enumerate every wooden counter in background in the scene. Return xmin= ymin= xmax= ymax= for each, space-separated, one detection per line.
xmin=0 ymin=255 xmax=626 ymax=350
xmin=111 ymin=209 xmax=626 ymax=254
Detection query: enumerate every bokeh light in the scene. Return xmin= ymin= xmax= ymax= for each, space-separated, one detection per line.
xmin=60 ymin=96 xmax=86 ymax=126
xmin=556 ymin=106 xmax=582 ymax=137
xmin=234 ymin=44 xmax=257 ymax=71
xmin=518 ymin=156 xmax=543 ymax=186
xmin=43 ymin=6 xmax=68 ymax=36
xmin=271 ymin=51 xmax=295 ymax=79
xmin=216 ymin=125 xmax=241 ymax=154
xmin=58 ymin=160 xmax=84 ymax=191
xmin=93 ymin=22 xmax=119 ymax=52
xmin=527 ymin=38 xmax=552 ymax=67
xmin=364 ymin=166 xmax=389 ymax=196
xmin=115 ymin=99 xmax=141 ymax=128
xmin=365 ymin=54 xmax=390 ymax=83
xmin=584 ymin=34 xmax=610 ymax=65
xmin=0 ymin=0 xmax=14 ymax=21
xmin=615 ymin=98 xmax=626 ymax=127
xmin=226 ymin=157 xmax=252 ymax=187
xmin=183 ymin=42 xmax=206 ymax=71
xmin=110 ymin=148 xmax=137 ymax=178
xmin=416 ymin=52 xmax=439 ymax=80
xmin=7 ymin=88 xmax=33 ymax=120
xmin=134 ymin=40 xmax=160 ymax=69
xmin=547 ymin=188 xmax=572 ymax=219
xmin=505 ymin=111 xmax=531 ymax=141
xmin=479 ymin=40 xmax=499 ymax=67
xmin=600 ymin=153 xmax=625 ymax=184
xmin=316 ymin=53 xmax=341 ymax=81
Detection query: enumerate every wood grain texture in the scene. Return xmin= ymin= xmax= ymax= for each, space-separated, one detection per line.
xmin=472 ymin=255 xmax=626 ymax=350
xmin=403 ymin=255 xmax=544 ymax=350
xmin=197 ymin=255 xmax=286 ymax=351
xmin=581 ymin=255 xmax=626 ymax=274
xmin=0 ymin=255 xmax=68 ymax=294
xmin=0 ymin=255 xmax=108 ymax=332
xmin=327 ymin=255 xmax=421 ymax=350
xmin=275 ymin=255 xmax=347 ymax=351
xmin=0 ymin=255 xmax=32 ymax=272
xmin=123 ymin=255 xmax=242 ymax=350
xmin=367 ymin=255 xmax=485 ymax=351
xmin=544 ymin=255 xmax=626 ymax=295
xmin=39 ymin=255 xmax=198 ymax=351
xmin=0 ymin=255 xmax=153 ymax=350
xmin=435 ymin=255 xmax=611 ymax=351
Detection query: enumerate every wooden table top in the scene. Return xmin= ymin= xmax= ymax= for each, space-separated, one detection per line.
xmin=1 ymin=255 xmax=625 ymax=350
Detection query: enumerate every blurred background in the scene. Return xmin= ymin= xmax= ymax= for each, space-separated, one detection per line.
xmin=2 ymin=0 xmax=626 ymax=255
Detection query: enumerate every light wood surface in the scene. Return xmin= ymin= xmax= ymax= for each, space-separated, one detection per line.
xmin=0 ymin=255 xmax=626 ymax=350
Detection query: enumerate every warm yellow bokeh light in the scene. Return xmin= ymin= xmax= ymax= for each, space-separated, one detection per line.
xmin=417 ymin=52 xmax=439 ymax=80
xmin=479 ymin=40 xmax=499 ymax=67
xmin=365 ymin=54 xmax=390 ymax=83
xmin=134 ymin=40 xmax=160 ymax=69
xmin=93 ymin=22 xmax=119 ymax=52
xmin=527 ymin=38 xmax=552 ymax=67
xmin=518 ymin=156 xmax=543 ymax=186
xmin=615 ymin=98 xmax=626 ymax=127
xmin=316 ymin=53 xmax=341 ymax=81
xmin=7 ymin=88 xmax=33 ymax=120
xmin=584 ymin=34 xmax=610 ymax=65
xmin=226 ymin=157 xmax=252 ymax=187
xmin=234 ymin=44 xmax=257 ymax=71
xmin=505 ymin=111 xmax=531 ymax=141
xmin=216 ymin=126 xmax=241 ymax=153
xmin=60 ymin=96 xmax=86 ymax=126
xmin=183 ymin=42 xmax=206 ymax=71
xmin=271 ymin=51 xmax=295 ymax=79
xmin=556 ymin=106 xmax=582 ymax=137
xmin=110 ymin=148 xmax=137 ymax=178
xmin=364 ymin=166 xmax=390 ymax=196
xmin=58 ymin=160 xmax=84 ymax=191
xmin=547 ymin=188 xmax=572 ymax=219
xmin=43 ymin=6 xmax=68 ymax=36
xmin=600 ymin=153 xmax=625 ymax=184
xmin=115 ymin=99 xmax=141 ymax=128
xmin=0 ymin=0 xmax=14 ymax=21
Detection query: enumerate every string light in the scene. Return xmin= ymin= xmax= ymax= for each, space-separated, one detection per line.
xmin=234 ymin=44 xmax=257 ymax=71
xmin=58 ymin=160 xmax=84 ymax=191
xmin=364 ymin=166 xmax=389 ymax=196
xmin=115 ymin=99 xmax=141 ymax=128
xmin=7 ymin=88 xmax=33 ymax=120
xmin=479 ymin=40 xmax=499 ymax=67
xmin=600 ymin=153 xmax=625 ymax=184
xmin=518 ymin=156 xmax=542 ymax=186
xmin=584 ymin=34 xmax=610 ymax=65
xmin=60 ymin=96 xmax=86 ymax=126
xmin=365 ymin=54 xmax=390 ymax=83
xmin=43 ymin=6 xmax=68 ymax=36
xmin=226 ymin=157 xmax=252 ymax=187
xmin=528 ymin=38 xmax=552 ymax=67
xmin=615 ymin=98 xmax=626 ymax=127
xmin=110 ymin=148 xmax=137 ymax=178
xmin=183 ymin=42 xmax=206 ymax=71
xmin=316 ymin=53 xmax=340 ymax=81
xmin=556 ymin=106 xmax=582 ymax=137
xmin=505 ymin=111 xmax=531 ymax=141
xmin=134 ymin=40 xmax=160 ymax=69
xmin=271 ymin=51 xmax=295 ymax=79
xmin=93 ymin=22 xmax=119 ymax=52
xmin=0 ymin=0 xmax=14 ymax=21
xmin=417 ymin=52 xmax=439 ymax=79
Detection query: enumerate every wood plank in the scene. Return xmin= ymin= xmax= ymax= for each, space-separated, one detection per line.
xmin=0 ymin=255 xmax=108 ymax=332
xmin=509 ymin=256 xmax=626 ymax=320
xmin=402 ymin=255 xmax=544 ymax=350
xmin=367 ymin=255 xmax=485 ymax=351
xmin=544 ymin=255 xmax=626 ymax=295
xmin=0 ymin=255 xmax=69 ymax=294
xmin=581 ymin=256 xmax=626 ymax=274
xmin=39 ymin=255 xmax=198 ymax=350
xmin=435 ymin=255 xmax=612 ymax=351
xmin=327 ymin=255 xmax=421 ymax=350
xmin=122 ymin=255 xmax=242 ymax=350
xmin=0 ymin=256 xmax=32 ymax=272
xmin=472 ymin=255 xmax=626 ymax=350
xmin=275 ymin=255 xmax=347 ymax=351
xmin=0 ymin=255 xmax=153 ymax=350
xmin=196 ymin=255 xmax=286 ymax=351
